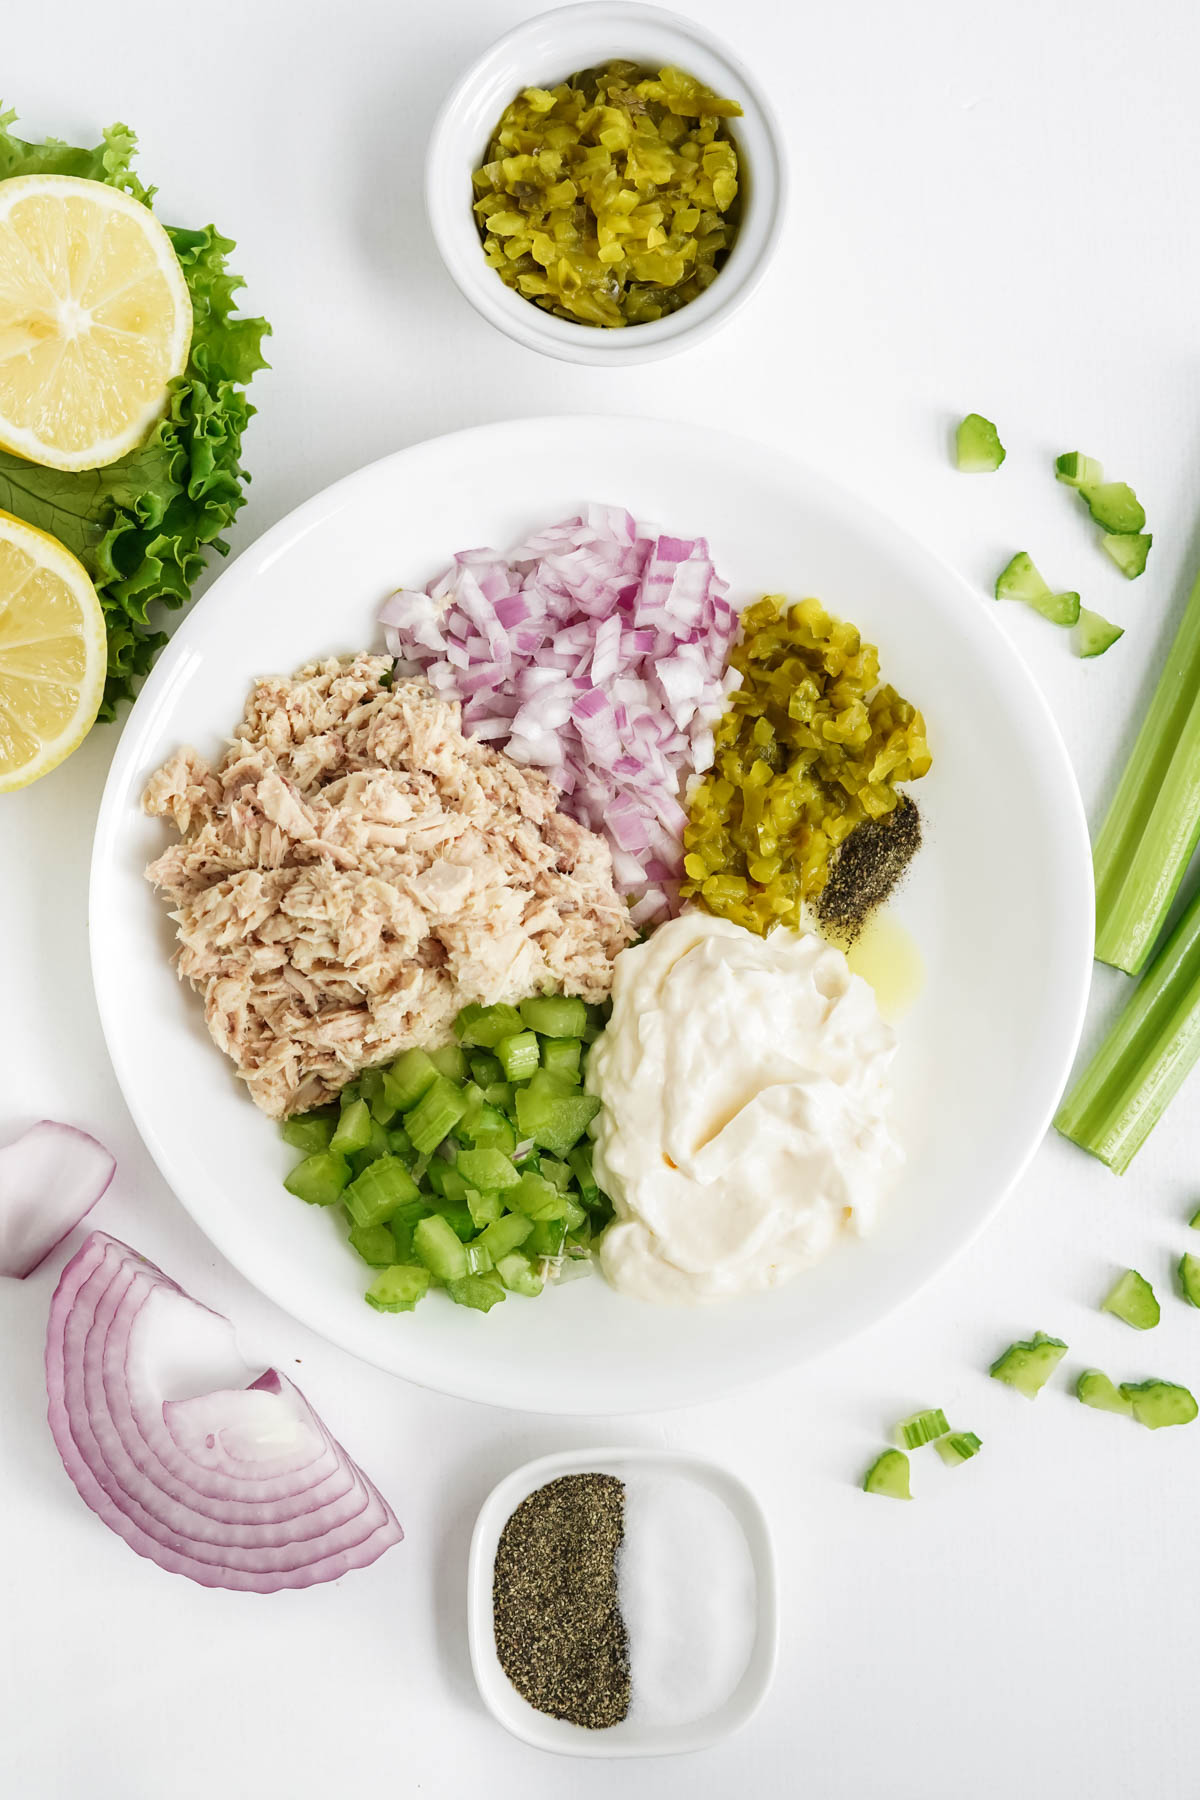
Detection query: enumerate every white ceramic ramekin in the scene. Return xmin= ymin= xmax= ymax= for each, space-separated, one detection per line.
xmin=425 ymin=3 xmax=788 ymax=365
xmin=468 ymin=1446 xmax=779 ymax=1757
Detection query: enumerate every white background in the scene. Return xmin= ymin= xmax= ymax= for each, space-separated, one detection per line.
xmin=2 ymin=2 xmax=1199 ymax=1795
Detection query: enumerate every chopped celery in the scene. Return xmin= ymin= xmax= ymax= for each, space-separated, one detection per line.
xmin=348 ymin=1222 xmax=398 ymax=1267
xmin=343 ymin=1156 xmax=421 ymax=1230
xmin=538 ymin=1156 xmax=572 ymax=1192
xmin=349 ymin=1117 xmax=390 ymax=1176
xmin=1056 ymin=451 xmax=1104 ymax=489
xmin=515 ymin=1084 xmax=601 ymax=1156
xmin=463 ymin=1241 xmax=493 ymax=1275
xmin=1179 ymin=1253 xmax=1200 ymax=1308
xmin=455 ymin=1001 xmax=524 ymax=1047
xmin=1056 ymin=882 xmax=1200 ymax=1169
xmin=495 ymin=1251 xmax=544 ymax=1297
xmin=457 ymin=1101 xmax=516 ymax=1153
xmin=455 ymin=1147 xmax=520 ymax=1191
xmin=993 ymin=552 xmax=1079 ymax=625
xmin=280 ymin=1112 xmax=335 ymax=1154
xmin=433 ymin=1201 xmax=477 ymax=1241
xmin=568 ymin=1143 xmax=600 ymax=1204
xmin=1100 ymin=1268 xmax=1159 ymax=1330
xmin=526 ymin=1219 xmax=567 ymax=1259
xmin=467 ymin=1188 xmax=504 ymax=1229
xmin=330 ymin=1098 xmax=372 ymax=1155
xmin=1081 ymin=481 xmax=1145 ymax=535
xmin=863 ymin=1448 xmax=911 ymax=1500
xmin=446 ymin=1271 xmax=506 ymax=1312
xmin=284 ymin=1151 xmax=351 ymax=1206
xmin=482 ymin=1080 xmax=515 ymax=1113
xmin=540 ymin=1037 xmax=582 ymax=1081
xmin=935 ymin=1431 xmax=982 ymax=1466
xmin=989 ymin=1331 xmax=1067 ymax=1398
xmin=429 ymin=1043 xmax=469 ymax=1083
xmin=384 ymin=1048 xmax=439 ymax=1111
xmin=1190 ymin=1206 xmax=1200 ymax=1230
xmin=519 ymin=994 xmax=588 ymax=1038
xmin=412 ymin=1213 xmax=469 ymax=1281
xmin=497 ymin=1030 xmax=539 ymax=1082
xmin=1075 ymin=607 xmax=1123 ymax=658
xmin=561 ymin=1198 xmax=588 ymax=1231
xmin=894 ymin=1408 xmax=950 ymax=1450
xmin=1101 ymin=532 xmax=1152 ymax=579
xmin=479 ymin=1211 xmax=535 ymax=1259
xmin=582 ymin=1001 xmax=609 ymax=1043
xmin=954 ymin=412 xmax=1005 ymax=472
xmin=1076 ymin=1369 xmax=1133 ymax=1415
xmin=368 ymin=1083 xmax=398 ymax=1127
xmin=468 ymin=1051 xmax=505 ymax=1087
xmin=425 ymin=1160 xmax=469 ymax=1202
xmin=387 ymin=1124 xmax=415 ymax=1160
xmin=365 ymin=1264 xmax=430 ymax=1312
xmin=508 ymin=1171 xmax=569 ymax=1221
xmin=1119 ymin=1379 xmax=1198 ymax=1429
xmin=405 ymin=1075 xmax=467 ymax=1155
xmin=1091 ymin=564 xmax=1200 ymax=972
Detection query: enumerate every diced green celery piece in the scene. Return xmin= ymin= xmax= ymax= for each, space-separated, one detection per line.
xmin=525 ymin=1219 xmax=567 ymax=1259
xmin=1081 ymin=481 xmax=1145 ymax=535
xmin=508 ymin=1172 xmax=569 ymax=1221
xmin=387 ymin=1125 xmax=415 ymax=1160
xmin=455 ymin=1147 xmax=520 ymax=1191
xmin=446 ymin=1271 xmax=506 ymax=1313
xmin=280 ymin=1112 xmax=335 ymax=1154
xmin=519 ymin=994 xmax=589 ymax=1038
xmin=955 ymin=412 xmax=1006 ymax=472
xmin=1101 ymin=1268 xmax=1159 ymax=1329
xmin=581 ymin=1002 xmax=609 ymax=1043
xmin=455 ymin=1002 xmax=524 ymax=1047
xmin=863 ymin=1448 xmax=911 ymax=1500
xmin=497 ymin=1030 xmax=540 ymax=1081
xmin=1033 ymin=590 xmax=1080 ymax=627
xmin=463 ymin=1241 xmax=493 ymax=1275
xmin=429 ymin=1043 xmax=469 ymax=1083
xmin=568 ymin=1143 xmax=600 ymax=1204
xmin=495 ymin=1251 xmax=545 ymax=1297
xmin=468 ymin=1051 xmax=505 ymax=1087
xmin=515 ymin=1085 xmax=601 ymax=1157
xmin=482 ymin=1081 xmax=516 ymax=1112
xmin=434 ymin=1201 xmax=477 ymax=1241
xmin=343 ymin=1155 xmax=421 ymax=1229
xmin=995 ymin=552 xmax=1051 ymax=606
xmin=423 ymin=1158 xmax=464 ymax=1201
xmin=330 ymin=1098 xmax=372 ymax=1155
xmin=349 ymin=1117 xmax=390 ymax=1176
xmin=284 ymin=1151 xmax=351 ymax=1206
xmin=413 ymin=1213 xmax=469 ymax=1281
xmin=1102 ymin=532 xmax=1152 ymax=579
xmin=347 ymin=1222 xmax=398 ymax=1267
xmin=385 ymin=1048 xmax=439 ymax=1111
xmin=405 ymin=1075 xmax=468 ymax=1155
xmin=1119 ymin=1379 xmax=1198 ymax=1429
xmin=1055 ymin=450 xmax=1104 ymax=489
xmin=540 ymin=1036 xmax=582 ymax=1081
xmin=539 ymin=1156 xmax=572 ymax=1192
xmin=935 ymin=1431 xmax=982 ymax=1466
xmin=467 ymin=1188 xmax=504 ymax=1229
xmin=1178 ymin=1252 xmax=1200 ymax=1308
xmin=989 ymin=1331 xmax=1067 ymax=1398
xmin=369 ymin=1086 xmax=398 ymax=1126
xmin=894 ymin=1408 xmax=950 ymax=1450
xmin=340 ymin=1081 xmax=361 ymax=1104
xmin=479 ymin=1211 xmax=534 ymax=1259
xmin=449 ymin=1082 xmax=485 ymax=1141
xmin=1056 ymin=882 xmax=1200 ymax=1168
xmin=561 ymin=1198 xmax=587 ymax=1231
xmin=1075 ymin=607 xmax=1124 ymax=658
xmin=1189 ymin=1206 xmax=1200 ymax=1230
xmin=457 ymin=1101 xmax=516 ymax=1154
xmin=1076 ymin=1369 xmax=1134 ymax=1415
xmin=365 ymin=1264 xmax=430 ymax=1313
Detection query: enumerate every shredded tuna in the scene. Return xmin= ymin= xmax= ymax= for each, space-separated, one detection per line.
xmin=144 ymin=656 xmax=635 ymax=1118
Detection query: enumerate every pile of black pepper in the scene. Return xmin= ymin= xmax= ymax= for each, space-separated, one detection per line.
xmin=816 ymin=795 xmax=922 ymax=943
xmin=492 ymin=1473 xmax=630 ymax=1730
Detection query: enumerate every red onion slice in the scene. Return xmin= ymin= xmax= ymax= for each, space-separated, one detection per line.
xmin=0 ymin=1120 xmax=115 ymax=1279
xmin=46 ymin=1232 xmax=403 ymax=1591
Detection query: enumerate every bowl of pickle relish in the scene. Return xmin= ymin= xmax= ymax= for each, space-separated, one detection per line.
xmin=426 ymin=2 xmax=787 ymax=365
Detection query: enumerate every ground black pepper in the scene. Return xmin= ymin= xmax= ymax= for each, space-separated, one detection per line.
xmin=816 ymin=795 xmax=922 ymax=943
xmin=492 ymin=1473 xmax=630 ymax=1730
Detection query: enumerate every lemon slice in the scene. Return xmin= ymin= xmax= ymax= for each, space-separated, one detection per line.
xmin=0 ymin=174 xmax=192 ymax=472
xmin=0 ymin=509 xmax=107 ymax=791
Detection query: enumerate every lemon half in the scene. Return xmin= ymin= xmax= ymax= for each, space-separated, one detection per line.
xmin=0 ymin=173 xmax=192 ymax=472
xmin=0 ymin=509 xmax=107 ymax=792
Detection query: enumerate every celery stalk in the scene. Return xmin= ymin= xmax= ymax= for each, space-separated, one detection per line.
xmin=1093 ymin=565 xmax=1200 ymax=973
xmin=1056 ymin=881 xmax=1200 ymax=1171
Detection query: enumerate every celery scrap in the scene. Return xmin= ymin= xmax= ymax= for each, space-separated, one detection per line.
xmin=1092 ymin=563 xmax=1200 ymax=972
xmin=1056 ymin=881 xmax=1200 ymax=1171
xmin=1100 ymin=1268 xmax=1160 ymax=1330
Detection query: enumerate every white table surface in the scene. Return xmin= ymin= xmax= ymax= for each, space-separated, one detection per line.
xmin=3 ymin=2 xmax=1199 ymax=1795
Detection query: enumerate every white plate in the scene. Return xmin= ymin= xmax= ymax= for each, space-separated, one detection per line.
xmin=467 ymin=1447 xmax=778 ymax=1756
xmin=90 ymin=416 xmax=1093 ymax=1414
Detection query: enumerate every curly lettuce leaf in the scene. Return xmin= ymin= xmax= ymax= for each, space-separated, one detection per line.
xmin=0 ymin=110 xmax=270 ymax=717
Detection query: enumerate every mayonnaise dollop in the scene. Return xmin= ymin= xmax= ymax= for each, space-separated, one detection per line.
xmin=589 ymin=912 xmax=900 ymax=1304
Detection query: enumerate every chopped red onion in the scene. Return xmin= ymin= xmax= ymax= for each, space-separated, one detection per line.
xmin=0 ymin=1121 xmax=115 ymax=1279
xmin=45 ymin=1232 xmax=403 ymax=1592
xmin=380 ymin=505 xmax=740 ymax=923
